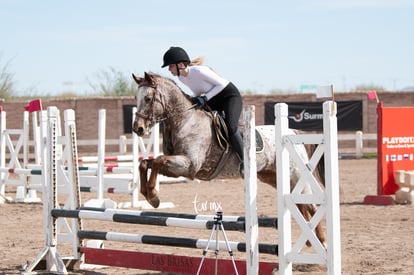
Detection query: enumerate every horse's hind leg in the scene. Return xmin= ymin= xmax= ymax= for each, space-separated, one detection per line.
xmin=297 ymin=204 xmax=327 ymax=248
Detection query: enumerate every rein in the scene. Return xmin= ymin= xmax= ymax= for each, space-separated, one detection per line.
xmin=135 ymin=80 xmax=229 ymax=152
xmin=135 ymin=104 xmax=198 ymax=125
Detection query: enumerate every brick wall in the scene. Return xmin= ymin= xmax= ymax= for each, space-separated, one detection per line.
xmin=1 ymin=91 xmax=413 ymax=155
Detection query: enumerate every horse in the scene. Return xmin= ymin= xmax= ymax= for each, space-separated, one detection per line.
xmin=131 ymin=72 xmax=326 ymax=246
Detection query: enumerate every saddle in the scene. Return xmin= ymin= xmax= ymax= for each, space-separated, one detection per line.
xmin=197 ymin=109 xmax=264 ymax=181
xmin=209 ymin=110 xmax=264 ymax=152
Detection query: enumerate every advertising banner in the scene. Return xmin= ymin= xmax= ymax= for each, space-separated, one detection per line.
xmin=123 ymin=105 xmax=135 ymax=134
xmin=264 ymin=101 xmax=362 ymax=131
xmin=377 ymin=102 xmax=414 ymax=195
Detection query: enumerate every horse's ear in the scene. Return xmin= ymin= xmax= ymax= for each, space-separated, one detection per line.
xmin=132 ymin=73 xmax=143 ymax=85
xmin=144 ymin=72 xmax=157 ymax=87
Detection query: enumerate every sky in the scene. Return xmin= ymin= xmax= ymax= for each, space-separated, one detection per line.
xmin=1 ymin=0 xmax=414 ymax=96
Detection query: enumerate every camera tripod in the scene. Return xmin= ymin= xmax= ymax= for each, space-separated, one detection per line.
xmin=196 ymin=211 xmax=239 ymax=275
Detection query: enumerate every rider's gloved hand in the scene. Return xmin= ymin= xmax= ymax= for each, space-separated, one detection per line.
xmin=192 ymin=96 xmax=207 ymax=107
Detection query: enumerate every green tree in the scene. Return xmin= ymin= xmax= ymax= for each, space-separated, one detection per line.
xmin=89 ymin=67 xmax=135 ymax=96
xmin=0 ymin=54 xmax=15 ymax=99
xmin=352 ymin=84 xmax=385 ymax=92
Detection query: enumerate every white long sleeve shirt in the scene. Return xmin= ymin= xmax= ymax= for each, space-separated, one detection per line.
xmin=178 ymin=65 xmax=230 ymax=100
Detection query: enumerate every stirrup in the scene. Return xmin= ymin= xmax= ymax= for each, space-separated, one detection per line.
xmin=239 ymin=162 xmax=244 ymax=179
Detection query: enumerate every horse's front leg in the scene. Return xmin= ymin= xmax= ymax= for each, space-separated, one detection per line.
xmin=139 ymin=159 xmax=154 ymax=200
xmin=145 ymin=155 xmax=194 ymax=208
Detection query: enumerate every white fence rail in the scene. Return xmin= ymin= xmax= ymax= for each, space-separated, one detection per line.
xmin=6 ymin=131 xmax=377 ymax=161
xmin=338 ymin=131 xmax=377 ymax=158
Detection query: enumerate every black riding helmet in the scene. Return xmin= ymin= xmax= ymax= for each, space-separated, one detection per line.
xmin=161 ymin=47 xmax=191 ymax=68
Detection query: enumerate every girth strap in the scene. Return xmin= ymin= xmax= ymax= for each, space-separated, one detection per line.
xmin=197 ymin=110 xmax=232 ymax=181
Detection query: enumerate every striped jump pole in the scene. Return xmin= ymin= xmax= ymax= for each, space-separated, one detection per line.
xmin=0 ymin=166 xmax=133 ymax=176
xmin=51 ymin=208 xmax=277 ymax=231
xmin=77 ymin=230 xmax=278 ymax=255
xmin=78 ymin=154 xmax=152 ymax=163
xmin=75 ymin=207 xmax=278 ymax=228
xmin=0 ymin=166 xmax=132 ymax=180
xmin=0 ymin=167 xmax=42 ymax=176
xmin=76 ymin=166 xmax=133 ymax=174
xmin=84 ymin=162 xmax=134 ymax=168
xmin=78 ymin=154 xmax=134 ymax=163
xmin=79 ymin=186 xmax=132 ymax=194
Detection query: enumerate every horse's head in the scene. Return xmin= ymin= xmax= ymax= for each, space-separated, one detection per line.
xmin=131 ymin=72 xmax=162 ymax=136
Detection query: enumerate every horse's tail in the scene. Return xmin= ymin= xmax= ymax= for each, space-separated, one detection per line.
xmin=306 ymin=143 xmax=325 ymax=187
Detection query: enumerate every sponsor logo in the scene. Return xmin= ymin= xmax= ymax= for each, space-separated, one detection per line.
xmin=382 ymin=136 xmax=414 ymax=149
xmin=288 ymin=109 xmax=323 ymax=123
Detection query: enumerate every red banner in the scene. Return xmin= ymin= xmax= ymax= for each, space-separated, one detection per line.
xmin=24 ymin=99 xmax=42 ymax=113
xmin=377 ymin=102 xmax=414 ymax=195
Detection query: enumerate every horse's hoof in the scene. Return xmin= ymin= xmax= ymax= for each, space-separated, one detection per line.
xmin=140 ymin=159 xmax=148 ymax=169
xmin=149 ymin=196 xmax=160 ymax=208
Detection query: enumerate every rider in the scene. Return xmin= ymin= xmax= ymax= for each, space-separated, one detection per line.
xmin=161 ymin=46 xmax=244 ymax=178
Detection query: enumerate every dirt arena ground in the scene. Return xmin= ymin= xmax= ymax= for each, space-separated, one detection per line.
xmin=1 ymin=158 xmax=413 ymax=275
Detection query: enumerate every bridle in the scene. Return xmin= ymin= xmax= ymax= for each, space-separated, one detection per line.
xmin=134 ymin=83 xmax=170 ymax=125
xmin=134 ymin=82 xmax=198 ymax=125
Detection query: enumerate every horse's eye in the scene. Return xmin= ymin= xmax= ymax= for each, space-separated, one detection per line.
xmin=144 ymin=96 xmax=152 ymax=104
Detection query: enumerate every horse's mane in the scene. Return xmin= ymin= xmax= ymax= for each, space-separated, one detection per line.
xmin=147 ymin=72 xmax=192 ymax=101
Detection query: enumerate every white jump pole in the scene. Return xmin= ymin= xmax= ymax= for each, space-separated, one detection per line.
xmin=97 ymin=109 xmax=105 ymax=202
xmin=275 ymin=103 xmax=292 ymax=275
xmin=132 ymin=112 xmax=140 ymax=208
xmin=323 ymin=101 xmax=342 ymax=274
xmin=22 ymin=111 xmax=29 ymax=170
xmin=243 ymin=105 xmax=259 ymax=275
xmin=0 ymin=110 xmax=6 ymax=203
xmin=31 ymin=110 xmax=42 ymax=164
xmin=83 ymin=109 xmax=116 ymax=208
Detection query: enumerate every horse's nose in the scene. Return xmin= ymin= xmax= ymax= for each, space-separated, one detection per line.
xmin=133 ymin=121 xmax=145 ymax=136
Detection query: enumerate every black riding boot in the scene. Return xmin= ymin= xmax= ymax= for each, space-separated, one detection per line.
xmin=230 ymin=130 xmax=244 ymax=178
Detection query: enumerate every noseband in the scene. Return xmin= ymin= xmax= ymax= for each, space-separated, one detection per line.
xmin=134 ymin=110 xmax=168 ymax=124
xmin=135 ymin=84 xmax=169 ymax=124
